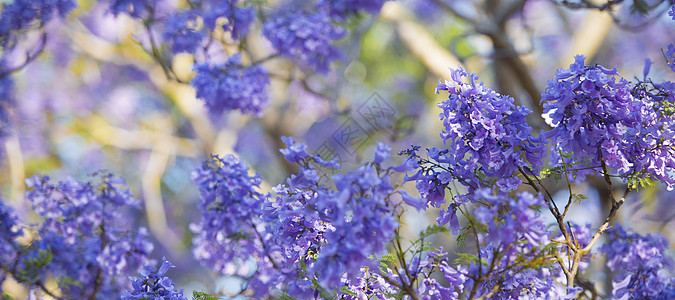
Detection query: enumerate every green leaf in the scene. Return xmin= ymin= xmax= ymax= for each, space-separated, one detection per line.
xmin=456 ymin=225 xmax=471 ymax=249
xmin=454 ymin=253 xmax=488 ymax=267
xmin=1 ymin=292 xmax=16 ymax=300
xmin=419 ymin=224 xmax=450 ymax=239
xmin=192 ymin=291 xmax=220 ymax=300
xmin=571 ymin=193 xmax=589 ymax=204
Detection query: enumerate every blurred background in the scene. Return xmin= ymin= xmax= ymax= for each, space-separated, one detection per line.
xmin=1 ymin=0 xmax=675 ymax=297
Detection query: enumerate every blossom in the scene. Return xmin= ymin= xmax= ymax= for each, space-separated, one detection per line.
xmin=197 ymin=0 xmax=255 ymax=39
xmin=191 ymin=54 xmax=269 ymax=116
xmin=23 ymin=172 xmax=153 ymax=298
xmin=190 ymin=154 xmax=279 ymax=296
xmin=433 ymin=67 xmax=544 ymax=189
xmin=541 ymin=54 xmax=675 ymax=188
xmin=264 ymin=139 xmax=399 ymax=293
xmin=162 ymin=10 xmax=206 ymax=54
xmin=666 ymin=43 xmax=675 ymax=72
xmin=319 ymin=0 xmax=388 ymax=21
xmin=263 ymin=9 xmax=345 ymax=73
xmin=601 ymin=224 xmax=674 ymax=299
xmin=0 ymin=0 xmax=76 ymax=45
xmin=105 ymin=0 xmax=153 ymax=18
xmin=121 ymin=257 xmax=187 ymax=300
xmin=0 ymin=200 xmax=21 ymax=284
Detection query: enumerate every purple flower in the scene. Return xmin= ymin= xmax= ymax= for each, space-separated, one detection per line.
xmin=197 ymin=0 xmax=254 ymax=39
xmin=162 ymin=10 xmax=206 ymax=54
xmin=666 ymin=43 xmax=675 ymax=72
xmin=22 ymin=172 xmax=153 ymax=298
xmin=0 ymin=200 xmax=21 ymax=283
xmin=191 ymin=54 xmax=269 ymax=117
xmin=190 ymin=154 xmax=279 ymax=296
xmin=105 ymin=0 xmax=153 ymax=18
xmin=434 ymin=67 xmax=545 ymax=189
xmin=341 ymin=268 xmax=395 ymax=299
xmin=265 ymin=140 xmax=400 ymax=293
xmin=263 ymin=9 xmax=345 ymax=73
xmin=601 ymin=224 xmax=674 ymax=299
xmin=121 ymin=257 xmax=187 ymax=300
xmin=0 ymin=0 xmax=76 ymax=41
xmin=0 ymin=74 xmax=13 ymax=139
xmin=279 ymin=136 xmax=340 ymax=168
xmin=542 ymin=54 xmax=675 ymax=188
xmin=319 ymin=0 xmax=388 ymax=21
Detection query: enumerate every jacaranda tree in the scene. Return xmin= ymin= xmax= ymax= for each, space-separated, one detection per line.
xmin=0 ymin=0 xmax=675 ymax=299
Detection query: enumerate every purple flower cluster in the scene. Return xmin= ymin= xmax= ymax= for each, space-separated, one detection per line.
xmin=319 ymin=0 xmax=388 ymax=20
xmin=105 ymin=0 xmax=154 ymax=18
xmin=434 ymin=68 xmax=545 ymax=190
xmin=311 ymin=158 xmax=399 ymax=287
xmin=268 ymin=139 xmax=399 ymax=291
xmin=388 ymin=248 xmax=469 ymax=300
xmin=341 ymin=268 xmax=396 ymax=299
xmin=161 ymin=0 xmax=254 ymax=55
xmin=191 ymin=54 xmax=270 ymax=117
xmin=23 ymin=172 xmax=153 ymax=298
xmin=0 ymin=75 xmax=12 ymax=138
xmin=122 ymin=257 xmax=187 ymax=300
xmin=196 ymin=0 xmax=254 ymax=40
xmin=191 ymin=139 xmax=403 ymax=296
xmin=0 ymin=201 xmax=21 ymax=284
xmin=542 ymin=55 xmax=675 ymax=188
xmin=666 ymin=43 xmax=675 ymax=72
xmin=472 ymin=189 xmax=549 ymax=250
xmin=162 ymin=10 xmax=206 ymax=54
xmin=403 ymin=68 xmax=545 ymax=220
xmin=0 ymin=0 xmax=76 ymax=46
xmin=190 ymin=154 xmax=278 ymax=295
xmin=263 ymin=9 xmax=345 ymax=73
xmin=442 ymin=189 xmax=563 ymax=299
xmin=601 ymin=224 xmax=675 ymax=299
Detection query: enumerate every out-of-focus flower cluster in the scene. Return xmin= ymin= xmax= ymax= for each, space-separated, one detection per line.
xmin=191 ymin=54 xmax=270 ymax=117
xmin=0 ymin=0 xmax=76 ymax=138
xmin=0 ymin=0 xmax=76 ymax=47
xmin=666 ymin=43 xmax=675 ymax=72
xmin=319 ymin=0 xmax=388 ymax=20
xmin=602 ymin=224 xmax=675 ymax=299
xmin=263 ymin=9 xmax=345 ymax=73
xmin=0 ymin=201 xmax=22 ymax=285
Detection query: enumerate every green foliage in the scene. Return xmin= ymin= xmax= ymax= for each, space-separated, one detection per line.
xmin=1 ymin=293 xmax=16 ymax=300
xmin=57 ymin=275 xmax=82 ymax=289
xmin=419 ymin=224 xmax=449 ymax=239
xmin=571 ymin=193 xmax=589 ymax=205
xmin=17 ymin=249 xmax=52 ymax=283
xmin=627 ymin=176 xmax=656 ymax=190
xmin=192 ymin=291 xmax=220 ymax=300
xmin=454 ymin=253 xmax=488 ymax=267
xmin=456 ymin=225 xmax=471 ymax=249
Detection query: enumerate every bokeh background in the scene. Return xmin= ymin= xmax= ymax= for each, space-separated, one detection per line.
xmin=1 ymin=0 xmax=675 ymax=297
